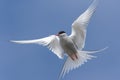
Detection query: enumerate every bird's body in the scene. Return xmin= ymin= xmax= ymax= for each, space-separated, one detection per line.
xmin=10 ymin=0 xmax=107 ymax=79
xmin=58 ymin=32 xmax=78 ymax=60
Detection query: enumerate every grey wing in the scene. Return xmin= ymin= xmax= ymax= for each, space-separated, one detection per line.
xmin=11 ymin=35 xmax=64 ymax=59
xmin=69 ymin=0 xmax=98 ymax=50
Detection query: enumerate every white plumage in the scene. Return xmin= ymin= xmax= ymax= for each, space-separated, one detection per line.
xmin=11 ymin=35 xmax=64 ymax=59
xmin=11 ymin=0 xmax=107 ymax=79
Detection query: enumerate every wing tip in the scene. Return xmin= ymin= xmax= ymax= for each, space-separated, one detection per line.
xmin=9 ymin=40 xmax=27 ymax=44
xmin=10 ymin=40 xmax=16 ymax=43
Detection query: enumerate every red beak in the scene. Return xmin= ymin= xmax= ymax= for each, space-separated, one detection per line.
xmin=56 ymin=34 xmax=59 ymax=36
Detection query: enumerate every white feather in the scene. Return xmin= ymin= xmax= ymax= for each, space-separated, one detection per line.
xmin=70 ymin=0 xmax=98 ymax=50
xmin=58 ymin=46 xmax=108 ymax=79
xmin=11 ymin=35 xmax=64 ymax=59
xmin=59 ymin=48 xmax=107 ymax=79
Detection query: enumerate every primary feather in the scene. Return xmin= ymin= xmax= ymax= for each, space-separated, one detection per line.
xmin=70 ymin=0 xmax=98 ymax=50
xmin=11 ymin=35 xmax=64 ymax=59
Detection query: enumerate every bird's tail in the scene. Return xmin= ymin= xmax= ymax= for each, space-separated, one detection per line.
xmin=58 ymin=47 xmax=108 ymax=80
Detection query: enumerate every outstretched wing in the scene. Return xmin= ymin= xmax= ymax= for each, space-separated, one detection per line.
xmin=69 ymin=0 xmax=98 ymax=50
xmin=11 ymin=35 xmax=64 ymax=59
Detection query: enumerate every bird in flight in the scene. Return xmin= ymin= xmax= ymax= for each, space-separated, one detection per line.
xmin=11 ymin=0 xmax=106 ymax=79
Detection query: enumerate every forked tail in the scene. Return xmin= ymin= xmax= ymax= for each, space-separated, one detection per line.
xmin=58 ymin=47 xmax=108 ymax=80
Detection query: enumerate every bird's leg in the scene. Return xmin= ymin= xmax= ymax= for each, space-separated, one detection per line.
xmin=70 ymin=53 xmax=78 ymax=61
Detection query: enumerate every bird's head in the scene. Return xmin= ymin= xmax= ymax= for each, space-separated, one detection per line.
xmin=56 ymin=31 xmax=67 ymax=37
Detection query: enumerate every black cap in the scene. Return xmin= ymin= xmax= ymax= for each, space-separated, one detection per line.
xmin=58 ymin=31 xmax=66 ymax=34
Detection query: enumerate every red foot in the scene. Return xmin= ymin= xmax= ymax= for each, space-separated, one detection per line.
xmin=70 ymin=54 xmax=78 ymax=61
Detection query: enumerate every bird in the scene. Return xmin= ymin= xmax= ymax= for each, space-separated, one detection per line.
xmin=10 ymin=0 xmax=107 ymax=79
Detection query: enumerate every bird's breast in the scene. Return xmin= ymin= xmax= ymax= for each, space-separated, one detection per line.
xmin=60 ymin=37 xmax=78 ymax=56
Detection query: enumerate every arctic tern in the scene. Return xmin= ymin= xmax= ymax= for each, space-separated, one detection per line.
xmin=11 ymin=0 xmax=107 ymax=79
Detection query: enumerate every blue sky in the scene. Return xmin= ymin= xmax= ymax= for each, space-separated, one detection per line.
xmin=0 ymin=0 xmax=120 ymax=80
